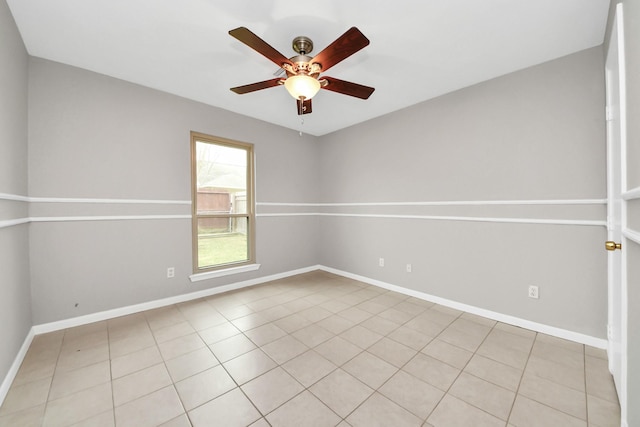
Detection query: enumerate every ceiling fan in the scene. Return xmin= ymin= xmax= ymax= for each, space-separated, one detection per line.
xmin=229 ymin=26 xmax=375 ymax=115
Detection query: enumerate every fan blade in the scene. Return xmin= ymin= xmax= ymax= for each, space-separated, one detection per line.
xmin=229 ymin=27 xmax=293 ymax=69
xmin=230 ymin=78 xmax=284 ymax=94
xmin=310 ymin=27 xmax=370 ymax=73
xmin=321 ymin=77 xmax=375 ymax=99
xmin=296 ymin=99 xmax=312 ymax=115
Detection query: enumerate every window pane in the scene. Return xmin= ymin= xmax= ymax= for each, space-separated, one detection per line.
xmin=196 ymin=141 xmax=248 ymax=215
xmin=197 ymin=217 xmax=248 ymax=269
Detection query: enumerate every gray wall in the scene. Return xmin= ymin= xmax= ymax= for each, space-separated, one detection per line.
xmin=0 ymin=0 xmax=32 ymax=387
xmin=607 ymin=0 xmax=640 ymax=425
xmin=28 ymin=58 xmax=320 ymax=324
xmin=28 ymin=47 xmax=608 ymax=336
xmin=318 ymin=47 xmax=607 ymax=338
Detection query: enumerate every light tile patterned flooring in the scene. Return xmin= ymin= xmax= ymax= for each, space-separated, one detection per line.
xmin=0 ymin=271 xmax=621 ymax=427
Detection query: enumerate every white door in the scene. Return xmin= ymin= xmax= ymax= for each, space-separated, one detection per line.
xmin=605 ymin=3 xmax=627 ymax=422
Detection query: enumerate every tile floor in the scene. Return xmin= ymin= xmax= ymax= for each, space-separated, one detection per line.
xmin=0 ymin=271 xmax=621 ymax=427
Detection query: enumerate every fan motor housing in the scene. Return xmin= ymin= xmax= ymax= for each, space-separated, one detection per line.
xmin=286 ymin=54 xmax=321 ymax=77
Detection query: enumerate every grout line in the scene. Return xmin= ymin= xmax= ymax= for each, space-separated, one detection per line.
xmin=143 ymin=311 xmax=186 ymax=424
xmin=106 ymin=324 xmax=117 ymax=427
xmin=504 ymin=334 xmax=594 ymax=424
xmin=291 ymin=284 xmax=398 ymax=422
xmin=249 ymin=285 xmax=368 ymax=422
xmin=207 ymin=284 xmax=347 ymax=422
xmin=39 ymin=330 xmax=66 ymax=426
xmin=503 ymin=329 xmax=536 ymax=424
xmin=305 ymin=291 xmax=399 ymax=422
xmin=422 ymin=313 xmax=499 ymax=423
xmin=289 ymin=288 xmax=387 ymax=422
xmin=583 ymin=345 xmax=589 ymax=425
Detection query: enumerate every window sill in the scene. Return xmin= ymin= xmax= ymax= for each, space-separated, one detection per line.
xmin=189 ymin=263 xmax=261 ymax=282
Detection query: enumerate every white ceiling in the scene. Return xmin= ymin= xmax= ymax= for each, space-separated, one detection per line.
xmin=7 ymin=0 xmax=611 ymax=136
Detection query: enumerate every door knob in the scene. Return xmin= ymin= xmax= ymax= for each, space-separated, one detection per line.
xmin=605 ymin=241 xmax=622 ymax=251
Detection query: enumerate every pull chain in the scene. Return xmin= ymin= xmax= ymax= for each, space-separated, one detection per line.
xmin=298 ymin=97 xmax=305 ymax=136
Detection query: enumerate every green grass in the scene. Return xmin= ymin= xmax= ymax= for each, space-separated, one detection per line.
xmin=198 ymin=233 xmax=248 ymax=268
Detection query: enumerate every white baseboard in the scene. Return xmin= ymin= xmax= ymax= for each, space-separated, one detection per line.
xmin=32 ymin=263 xmax=607 ymax=346
xmin=319 ymin=265 xmax=607 ymax=349
xmin=4 ymin=263 xmax=606 ymax=410
xmin=0 ymin=328 xmax=35 ymax=407
xmin=33 ymin=265 xmax=320 ymax=335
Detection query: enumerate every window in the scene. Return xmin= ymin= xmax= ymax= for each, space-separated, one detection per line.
xmin=191 ymin=132 xmax=255 ymax=273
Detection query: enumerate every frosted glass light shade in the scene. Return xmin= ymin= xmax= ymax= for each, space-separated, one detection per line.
xmin=284 ymin=75 xmax=321 ymax=100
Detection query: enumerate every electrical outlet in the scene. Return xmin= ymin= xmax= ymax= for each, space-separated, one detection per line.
xmin=528 ymin=285 xmax=539 ymax=299
xmin=167 ymin=267 xmax=175 ymax=278
xmin=406 ymin=264 xmax=412 ymax=273
xmin=379 ymin=258 xmax=385 ymax=267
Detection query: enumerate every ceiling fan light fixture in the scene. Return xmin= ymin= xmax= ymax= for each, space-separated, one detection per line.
xmin=228 ymin=26 xmax=374 ymax=115
xmin=284 ymin=74 xmax=321 ymax=100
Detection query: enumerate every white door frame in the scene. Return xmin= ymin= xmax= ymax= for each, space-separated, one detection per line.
xmin=605 ymin=3 xmax=627 ymax=425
